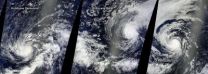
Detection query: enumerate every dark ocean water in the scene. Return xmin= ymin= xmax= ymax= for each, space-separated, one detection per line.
xmin=0 ymin=0 xmax=5 ymax=15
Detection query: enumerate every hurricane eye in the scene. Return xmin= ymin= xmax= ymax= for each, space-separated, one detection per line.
xmin=167 ymin=39 xmax=181 ymax=51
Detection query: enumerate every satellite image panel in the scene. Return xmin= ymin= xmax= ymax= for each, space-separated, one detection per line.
xmin=71 ymin=0 xmax=156 ymax=74
xmin=0 ymin=0 xmax=79 ymax=74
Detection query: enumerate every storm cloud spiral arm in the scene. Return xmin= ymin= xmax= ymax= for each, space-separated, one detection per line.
xmin=0 ymin=0 xmax=79 ymax=73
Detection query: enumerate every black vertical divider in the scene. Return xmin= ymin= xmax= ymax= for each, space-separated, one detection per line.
xmin=0 ymin=0 xmax=7 ymax=43
xmin=61 ymin=0 xmax=83 ymax=74
xmin=137 ymin=0 xmax=158 ymax=74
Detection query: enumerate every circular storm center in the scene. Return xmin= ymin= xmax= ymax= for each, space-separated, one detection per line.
xmin=15 ymin=44 xmax=33 ymax=58
xmin=123 ymin=22 xmax=138 ymax=39
xmin=167 ymin=39 xmax=181 ymax=51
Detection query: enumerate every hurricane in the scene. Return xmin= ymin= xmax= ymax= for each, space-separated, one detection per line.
xmin=147 ymin=0 xmax=208 ymax=74
xmin=72 ymin=0 xmax=156 ymax=74
xmin=0 ymin=0 xmax=79 ymax=74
